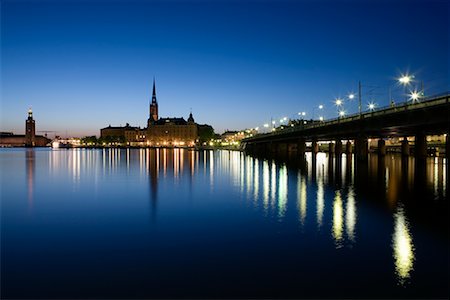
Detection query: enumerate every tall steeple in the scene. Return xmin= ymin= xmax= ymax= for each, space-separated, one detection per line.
xmin=148 ymin=78 xmax=159 ymax=125
xmin=152 ymin=77 xmax=157 ymax=102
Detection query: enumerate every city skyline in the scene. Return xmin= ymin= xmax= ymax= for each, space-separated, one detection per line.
xmin=1 ymin=0 xmax=448 ymax=137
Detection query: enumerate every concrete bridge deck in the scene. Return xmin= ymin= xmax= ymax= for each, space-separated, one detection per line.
xmin=243 ymin=93 xmax=450 ymax=160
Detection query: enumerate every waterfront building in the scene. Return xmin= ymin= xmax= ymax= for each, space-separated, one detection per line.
xmin=101 ymin=79 xmax=204 ymax=147
xmin=0 ymin=109 xmax=50 ymax=147
xmin=100 ymin=123 xmax=140 ymax=142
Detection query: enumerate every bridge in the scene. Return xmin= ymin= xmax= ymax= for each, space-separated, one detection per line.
xmin=242 ymin=93 xmax=450 ymax=160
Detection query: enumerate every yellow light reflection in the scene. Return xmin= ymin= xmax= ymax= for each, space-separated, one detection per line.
xmin=392 ymin=205 xmax=415 ymax=283
xmin=297 ymin=174 xmax=307 ymax=226
xmin=278 ymin=165 xmax=288 ymax=218
xmin=271 ymin=161 xmax=276 ymax=208
xmin=262 ymin=160 xmax=270 ymax=213
xmin=332 ymin=190 xmax=344 ymax=248
xmin=345 ymin=187 xmax=357 ymax=242
xmin=253 ymin=158 xmax=259 ymax=203
xmin=316 ymin=176 xmax=324 ymax=228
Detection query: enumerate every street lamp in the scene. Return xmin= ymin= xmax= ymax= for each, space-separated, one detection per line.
xmin=335 ymin=98 xmax=343 ymax=106
xmin=398 ymin=73 xmax=414 ymax=103
xmin=339 ymin=110 xmax=346 ymax=118
xmin=409 ymin=90 xmax=421 ymax=103
xmin=348 ymin=93 xmax=355 ymax=100
xmin=368 ymin=102 xmax=376 ymax=111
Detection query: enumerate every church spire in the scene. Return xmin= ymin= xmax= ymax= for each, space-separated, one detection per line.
xmin=152 ymin=78 xmax=157 ymax=102
xmin=149 ymin=78 xmax=159 ymax=124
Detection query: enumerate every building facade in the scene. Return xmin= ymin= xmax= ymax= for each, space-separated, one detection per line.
xmin=101 ymin=80 xmax=200 ymax=147
xmin=0 ymin=109 xmax=50 ymax=147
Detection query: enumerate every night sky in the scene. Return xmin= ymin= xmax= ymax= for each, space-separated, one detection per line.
xmin=1 ymin=0 xmax=448 ymax=137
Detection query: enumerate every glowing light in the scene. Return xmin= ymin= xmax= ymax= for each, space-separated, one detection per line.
xmin=368 ymin=102 xmax=376 ymax=111
xmin=339 ymin=110 xmax=346 ymax=117
xmin=335 ymin=98 xmax=343 ymax=106
xmin=398 ymin=74 xmax=413 ymax=85
xmin=319 ymin=116 xmax=324 ymax=121
xmin=348 ymin=93 xmax=355 ymax=100
xmin=272 ymin=120 xmax=276 ymax=124
xmin=392 ymin=205 xmax=415 ymax=283
xmin=263 ymin=123 xmax=269 ymax=128
xmin=318 ymin=104 xmax=324 ymax=109
xmin=409 ymin=90 xmax=421 ymax=102
xmin=280 ymin=118 xmax=284 ymax=122
xmin=298 ymin=111 xmax=306 ymax=116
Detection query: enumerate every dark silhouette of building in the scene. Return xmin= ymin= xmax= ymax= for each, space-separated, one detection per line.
xmin=101 ymin=79 xmax=209 ymax=147
xmin=0 ymin=109 xmax=50 ymax=147
xmin=25 ymin=108 xmax=36 ymax=147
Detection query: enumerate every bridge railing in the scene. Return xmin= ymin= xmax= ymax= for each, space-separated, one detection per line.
xmin=248 ymin=92 xmax=449 ymax=140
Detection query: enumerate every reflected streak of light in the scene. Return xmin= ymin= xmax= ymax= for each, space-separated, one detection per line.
xmin=392 ymin=205 xmax=415 ymax=283
xmin=209 ymin=150 xmax=214 ymax=188
xmin=253 ymin=158 xmax=259 ymax=203
xmin=163 ymin=148 xmax=167 ymax=177
xmin=126 ymin=148 xmax=130 ymax=172
xmin=240 ymin=154 xmax=245 ymax=194
xmin=443 ymin=158 xmax=446 ymax=197
xmin=246 ymin=157 xmax=253 ymax=199
xmin=271 ymin=161 xmax=276 ymax=208
xmin=297 ymin=173 xmax=307 ymax=225
xmin=262 ymin=160 xmax=270 ymax=213
xmin=345 ymin=187 xmax=357 ymax=242
xmin=433 ymin=157 xmax=438 ymax=197
xmin=139 ymin=149 xmax=145 ymax=175
xmin=180 ymin=149 xmax=184 ymax=174
xmin=278 ymin=165 xmax=288 ymax=218
xmin=316 ymin=153 xmax=327 ymax=184
xmin=332 ymin=190 xmax=344 ymax=248
xmin=174 ymin=149 xmax=179 ymax=179
xmin=191 ymin=150 xmax=195 ymax=176
xmin=316 ymin=177 xmax=324 ymax=228
xmin=156 ymin=149 xmax=160 ymax=177
xmin=231 ymin=151 xmax=240 ymax=186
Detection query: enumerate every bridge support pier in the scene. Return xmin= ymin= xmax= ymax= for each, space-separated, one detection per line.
xmin=401 ymin=137 xmax=410 ymax=157
xmin=415 ymin=133 xmax=427 ymax=158
xmin=378 ymin=139 xmax=386 ymax=156
xmin=335 ymin=140 xmax=343 ymax=156
xmin=328 ymin=142 xmax=335 ymax=155
xmin=297 ymin=138 xmax=306 ymax=157
xmin=345 ymin=141 xmax=352 ymax=155
xmin=355 ymin=137 xmax=368 ymax=161
xmin=446 ymin=134 xmax=450 ymax=158
xmin=312 ymin=140 xmax=319 ymax=154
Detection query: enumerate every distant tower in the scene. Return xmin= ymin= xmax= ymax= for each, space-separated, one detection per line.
xmin=25 ymin=108 xmax=36 ymax=147
xmin=148 ymin=78 xmax=158 ymax=126
xmin=187 ymin=111 xmax=195 ymax=124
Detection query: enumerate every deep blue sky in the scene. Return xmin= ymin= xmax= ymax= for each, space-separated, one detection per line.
xmin=1 ymin=0 xmax=448 ymax=136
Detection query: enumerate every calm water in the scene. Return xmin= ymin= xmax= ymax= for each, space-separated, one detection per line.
xmin=1 ymin=148 xmax=448 ymax=299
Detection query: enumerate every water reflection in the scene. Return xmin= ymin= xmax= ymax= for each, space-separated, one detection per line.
xmin=25 ymin=149 xmax=35 ymax=212
xmin=345 ymin=187 xmax=356 ymax=243
xmin=392 ymin=204 xmax=415 ymax=284
xmin=332 ymin=190 xmax=344 ymax=248
xmin=33 ymin=149 xmax=446 ymax=288
xmin=297 ymin=174 xmax=307 ymax=226
xmin=316 ymin=176 xmax=324 ymax=228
